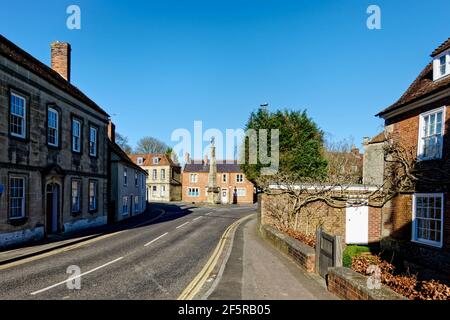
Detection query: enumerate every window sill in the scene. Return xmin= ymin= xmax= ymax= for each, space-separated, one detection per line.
xmin=71 ymin=211 xmax=82 ymax=217
xmin=8 ymin=217 xmax=28 ymax=226
xmin=411 ymin=239 xmax=443 ymax=249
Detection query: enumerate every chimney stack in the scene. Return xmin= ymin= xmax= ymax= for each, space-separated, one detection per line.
xmin=204 ymin=154 xmax=209 ymax=165
xmin=51 ymin=42 xmax=71 ymax=82
xmin=184 ymin=152 xmax=190 ymax=164
xmin=108 ymin=121 xmax=116 ymax=143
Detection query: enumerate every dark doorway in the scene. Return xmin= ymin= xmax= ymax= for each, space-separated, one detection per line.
xmin=46 ymin=183 xmax=60 ymax=234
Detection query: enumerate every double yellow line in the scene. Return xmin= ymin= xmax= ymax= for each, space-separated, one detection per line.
xmin=178 ymin=214 xmax=253 ymax=300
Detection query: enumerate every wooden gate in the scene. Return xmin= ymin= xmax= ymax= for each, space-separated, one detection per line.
xmin=315 ymin=229 xmax=342 ymax=278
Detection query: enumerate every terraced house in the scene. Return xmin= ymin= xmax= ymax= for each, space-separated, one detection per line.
xmin=0 ymin=35 xmax=110 ymax=248
xmin=377 ymin=37 xmax=450 ymax=276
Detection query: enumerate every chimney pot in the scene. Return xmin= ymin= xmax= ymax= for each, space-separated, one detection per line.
xmin=51 ymin=41 xmax=71 ymax=82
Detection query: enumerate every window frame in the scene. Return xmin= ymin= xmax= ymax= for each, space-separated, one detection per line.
xmin=417 ymin=106 xmax=445 ymax=161
xmin=190 ymin=174 xmax=198 ymax=183
xmin=122 ymin=196 xmax=128 ymax=215
xmin=88 ymin=179 xmax=98 ymax=213
xmin=137 ymin=157 xmax=144 ymax=165
xmin=434 ymin=50 xmax=450 ymax=80
xmin=9 ymin=92 xmax=27 ymax=140
xmin=153 ymin=157 xmax=160 ymax=164
xmin=412 ymin=193 xmax=444 ymax=248
xmin=123 ymin=168 xmax=128 ymax=186
xmin=236 ymin=174 xmax=244 ymax=183
xmin=47 ymin=107 xmax=60 ymax=148
xmin=152 ymin=169 xmax=157 ymax=181
xmin=71 ymin=178 xmax=82 ymax=214
xmin=8 ymin=175 xmax=26 ymax=220
xmin=71 ymin=117 xmax=83 ymax=154
xmin=188 ymin=187 xmax=200 ymax=197
xmin=88 ymin=124 xmax=99 ymax=157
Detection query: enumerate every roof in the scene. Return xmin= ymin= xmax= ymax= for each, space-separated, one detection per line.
xmin=109 ymin=141 xmax=148 ymax=175
xmin=368 ymin=132 xmax=385 ymax=144
xmin=183 ymin=160 xmax=243 ymax=173
xmin=377 ymin=38 xmax=450 ymax=118
xmin=0 ymin=34 xmax=109 ymax=118
xmin=129 ymin=153 xmax=179 ymax=167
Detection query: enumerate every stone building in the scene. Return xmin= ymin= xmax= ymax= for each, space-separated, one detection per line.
xmin=0 ymin=36 xmax=110 ymax=248
xmin=129 ymin=153 xmax=182 ymax=202
xmin=376 ymin=37 xmax=450 ymax=275
xmin=182 ymin=154 xmax=255 ymax=205
xmin=362 ymin=132 xmax=385 ymax=186
xmin=107 ymin=123 xmax=147 ymax=222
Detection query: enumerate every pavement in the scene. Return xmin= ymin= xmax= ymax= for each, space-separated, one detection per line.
xmin=0 ymin=203 xmax=337 ymax=300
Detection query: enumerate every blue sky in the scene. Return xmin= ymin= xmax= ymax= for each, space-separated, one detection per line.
xmin=1 ymin=0 xmax=450 ymax=153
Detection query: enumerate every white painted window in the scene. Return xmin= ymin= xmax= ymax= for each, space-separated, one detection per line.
xmin=188 ymin=188 xmax=200 ymax=197
xmin=89 ymin=126 xmax=98 ymax=156
xmin=134 ymin=196 xmax=140 ymax=212
xmin=236 ymin=188 xmax=247 ymax=197
xmin=190 ymin=174 xmax=198 ymax=183
xmin=122 ymin=196 xmax=128 ymax=215
xmin=412 ymin=193 xmax=444 ymax=247
xmin=135 ymin=171 xmax=138 ymax=187
xmin=152 ymin=169 xmax=157 ymax=181
xmin=124 ymin=168 xmax=128 ymax=186
xmin=152 ymin=185 xmax=157 ymax=196
xmin=137 ymin=157 xmax=144 ymax=165
xmin=418 ymin=107 xmax=445 ymax=160
xmin=10 ymin=93 xmax=26 ymax=138
xmin=161 ymin=169 xmax=166 ymax=181
xmin=89 ymin=180 xmax=98 ymax=211
xmin=153 ymin=157 xmax=159 ymax=164
xmin=72 ymin=119 xmax=81 ymax=152
xmin=9 ymin=176 xmax=25 ymax=219
xmin=47 ymin=108 xmax=59 ymax=146
xmin=433 ymin=51 xmax=450 ymax=80
xmin=236 ymin=174 xmax=244 ymax=183
xmin=71 ymin=179 xmax=81 ymax=213
xmin=160 ymin=185 xmax=166 ymax=197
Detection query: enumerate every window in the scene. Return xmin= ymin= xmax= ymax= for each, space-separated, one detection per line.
xmin=137 ymin=157 xmax=144 ymax=165
xmin=440 ymin=55 xmax=447 ymax=76
xmin=190 ymin=174 xmax=198 ymax=183
xmin=418 ymin=107 xmax=445 ymax=160
xmin=188 ymin=188 xmax=200 ymax=197
xmin=135 ymin=171 xmax=138 ymax=187
xmin=152 ymin=169 xmax=157 ymax=181
xmin=222 ymin=174 xmax=227 ymax=183
xmin=236 ymin=174 xmax=244 ymax=183
xmin=9 ymin=176 xmax=25 ymax=219
xmin=434 ymin=51 xmax=450 ymax=80
xmin=124 ymin=168 xmax=128 ymax=186
xmin=152 ymin=185 xmax=157 ymax=196
xmin=236 ymin=188 xmax=247 ymax=197
xmin=153 ymin=157 xmax=159 ymax=164
xmin=72 ymin=119 xmax=81 ymax=153
xmin=413 ymin=194 xmax=444 ymax=247
xmin=89 ymin=180 xmax=98 ymax=212
xmin=122 ymin=196 xmax=128 ymax=215
xmin=71 ymin=179 xmax=81 ymax=213
xmin=10 ymin=93 xmax=26 ymax=138
xmin=134 ymin=196 xmax=140 ymax=212
xmin=161 ymin=169 xmax=166 ymax=181
xmin=47 ymin=108 xmax=59 ymax=146
xmin=160 ymin=185 xmax=166 ymax=197
xmin=89 ymin=126 xmax=98 ymax=156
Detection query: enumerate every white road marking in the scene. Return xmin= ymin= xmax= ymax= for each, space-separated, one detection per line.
xmin=193 ymin=217 xmax=202 ymax=221
xmin=205 ymin=212 xmax=211 ymax=216
xmin=144 ymin=232 xmax=169 ymax=247
xmin=176 ymin=221 xmax=190 ymax=229
xmin=30 ymin=257 xmax=124 ymax=295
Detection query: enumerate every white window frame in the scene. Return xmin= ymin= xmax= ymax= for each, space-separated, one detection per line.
xmin=433 ymin=50 xmax=450 ymax=80
xmin=160 ymin=185 xmax=166 ymax=197
xmin=89 ymin=126 xmax=98 ymax=157
xmin=135 ymin=171 xmax=138 ymax=187
xmin=236 ymin=188 xmax=247 ymax=197
xmin=137 ymin=157 xmax=144 ymax=165
xmin=188 ymin=187 xmax=200 ymax=197
xmin=47 ymin=108 xmax=59 ymax=147
xmin=152 ymin=185 xmax=157 ymax=196
xmin=412 ymin=193 xmax=444 ymax=248
xmin=9 ymin=176 xmax=26 ymax=219
xmin=236 ymin=174 xmax=244 ymax=183
xmin=161 ymin=169 xmax=166 ymax=181
xmin=10 ymin=92 xmax=26 ymax=139
xmin=71 ymin=179 xmax=81 ymax=213
xmin=89 ymin=180 xmax=98 ymax=211
xmin=190 ymin=174 xmax=198 ymax=183
xmin=417 ymin=106 xmax=445 ymax=161
xmin=122 ymin=196 xmax=128 ymax=215
xmin=134 ymin=196 xmax=140 ymax=213
xmin=124 ymin=168 xmax=128 ymax=186
xmin=153 ymin=157 xmax=159 ymax=164
xmin=72 ymin=119 xmax=81 ymax=153
xmin=152 ymin=169 xmax=157 ymax=181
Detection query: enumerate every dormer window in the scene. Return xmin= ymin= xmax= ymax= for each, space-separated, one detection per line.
xmin=137 ymin=157 xmax=144 ymax=165
xmin=153 ymin=157 xmax=159 ymax=164
xmin=433 ymin=51 xmax=450 ymax=80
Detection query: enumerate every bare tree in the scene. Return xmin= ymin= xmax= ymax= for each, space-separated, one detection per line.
xmin=116 ymin=132 xmax=132 ymax=154
xmin=135 ymin=136 xmax=169 ymax=154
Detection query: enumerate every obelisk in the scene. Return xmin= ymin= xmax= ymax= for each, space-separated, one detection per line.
xmin=207 ymin=138 xmax=221 ymax=204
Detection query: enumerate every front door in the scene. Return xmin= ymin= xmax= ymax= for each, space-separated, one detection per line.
xmin=221 ymin=189 xmax=228 ymax=204
xmin=46 ymin=183 xmax=60 ymax=234
xmin=345 ymin=205 xmax=369 ymax=244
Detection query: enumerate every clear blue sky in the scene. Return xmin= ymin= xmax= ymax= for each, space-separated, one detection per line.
xmin=1 ymin=0 xmax=450 ymax=151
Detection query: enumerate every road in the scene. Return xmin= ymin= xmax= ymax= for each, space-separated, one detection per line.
xmin=0 ymin=203 xmax=254 ymax=300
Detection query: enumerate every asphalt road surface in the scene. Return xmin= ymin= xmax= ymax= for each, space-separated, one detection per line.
xmin=0 ymin=203 xmax=254 ymax=300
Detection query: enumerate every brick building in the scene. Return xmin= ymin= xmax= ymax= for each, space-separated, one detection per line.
xmin=129 ymin=153 xmax=182 ymax=202
xmin=182 ymin=155 xmax=255 ymax=204
xmin=0 ymin=36 xmax=110 ymax=248
xmin=377 ymin=37 xmax=450 ymax=274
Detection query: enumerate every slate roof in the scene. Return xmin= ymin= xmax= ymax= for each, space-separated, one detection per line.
xmin=183 ymin=160 xmax=243 ymax=173
xmin=377 ymin=38 xmax=450 ymax=118
xmin=0 ymin=34 xmax=109 ymax=117
xmin=109 ymin=141 xmax=148 ymax=174
xmin=129 ymin=153 xmax=179 ymax=167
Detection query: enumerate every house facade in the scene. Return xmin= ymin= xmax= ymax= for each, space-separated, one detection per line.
xmin=108 ymin=123 xmax=147 ymax=223
xmin=129 ymin=153 xmax=182 ymax=202
xmin=182 ymin=156 xmax=255 ymax=204
xmin=377 ymin=37 xmax=450 ymax=273
xmin=0 ymin=36 xmax=110 ymax=248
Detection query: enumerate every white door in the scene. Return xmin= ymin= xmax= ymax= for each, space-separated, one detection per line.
xmin=345 ymin=205 xmax=369 ymax=244
xmin=221 ymin=189 xmax=228 ymax=204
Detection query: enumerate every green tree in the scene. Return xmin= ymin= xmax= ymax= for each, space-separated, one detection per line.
xmin=241 ymin=106 xmax=327 ymax=183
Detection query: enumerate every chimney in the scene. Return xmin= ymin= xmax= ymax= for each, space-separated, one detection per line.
xmin=184 ymin=152 xmax=190 ymax=164
xmin=204 ymin=154 xmax=209 ymax=165
xmin=51 ymin=42 xmax=71 ymax=82
xmin=108 ymin=120 xmax=116 ymax=143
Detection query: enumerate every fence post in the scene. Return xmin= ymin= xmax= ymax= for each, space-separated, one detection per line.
xmin=334 ymin=235 xmax=343 ymax=268
xmin=315 ymin=227 xmax=322 ymax=274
